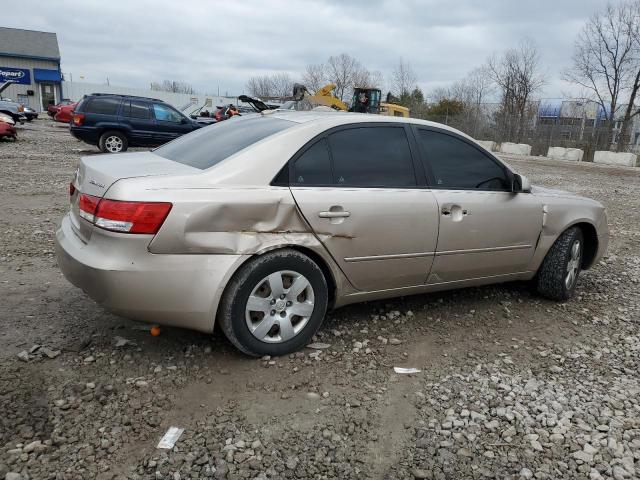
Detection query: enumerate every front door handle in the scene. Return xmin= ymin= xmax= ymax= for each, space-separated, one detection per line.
xmin=318 ymin=211 xmax=350 ymax=218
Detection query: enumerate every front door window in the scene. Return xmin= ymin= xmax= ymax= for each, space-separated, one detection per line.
xmin=152 ymin=103 xmax=183 ymax=123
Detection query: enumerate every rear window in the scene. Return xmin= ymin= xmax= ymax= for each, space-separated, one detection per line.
xmin=84 ymin=97 xmax=121 ymax=115
xmin=154 ymin=116 xmax=294 ymax=169
xmin=124 ymin=100 xmax=151 ymax=119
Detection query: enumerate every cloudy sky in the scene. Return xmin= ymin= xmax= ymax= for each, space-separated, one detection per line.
xmin=3 ymin=0 xmax=623 ymax=99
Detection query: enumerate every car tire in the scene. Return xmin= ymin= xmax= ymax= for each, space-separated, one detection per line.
xmin=536 ymin=226 xmax=584 ymax=301
xmin=218 ymin=249 xmax=329 ymax=357
xmin=99 ymin=131 xmax=128 ymax=153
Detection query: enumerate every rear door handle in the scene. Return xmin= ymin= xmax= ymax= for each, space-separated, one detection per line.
xmin=441 ymin=204 xmax=468 ymax=218
xmin=318 ymin=211 xmax=351 ymax=218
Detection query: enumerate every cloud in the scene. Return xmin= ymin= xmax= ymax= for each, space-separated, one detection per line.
xmin=2 ymin=0 xmax=623 ymax=98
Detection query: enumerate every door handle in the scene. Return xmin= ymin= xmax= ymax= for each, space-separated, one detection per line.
xmin=318 ymin=211 xmax=351 ymax=218
xmin=441 ymin=205 xmax=468 ymax=218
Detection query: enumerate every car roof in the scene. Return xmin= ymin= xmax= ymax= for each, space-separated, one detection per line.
xmin=192 ymin=109 xmax=483 ymax=186
xmin=266 ymin=109 xmax=474 ymax=140
xmin=86 ymin=93 xmax=167 ymax=103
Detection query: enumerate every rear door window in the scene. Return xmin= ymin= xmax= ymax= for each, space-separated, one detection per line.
xmin=124 ymin=100 xmax=151 ymax=119
xmin=85 ymin=97 xmax=121 ymax=115
xmin=327 ymin=126 xmax=416 ymax=187
xmin=292 ymin=139 xmax=332 ymax=185
xmin=154 ymin=116 xmax=294 ymax=170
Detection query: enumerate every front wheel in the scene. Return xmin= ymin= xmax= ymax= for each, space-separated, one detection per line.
xmin=99 ymin=131 xmax=128 ymax=153
xmin=536 ymin=227 xmax=584 ymax=301
xmin=218 ymin=249 xmax=328 ymax=357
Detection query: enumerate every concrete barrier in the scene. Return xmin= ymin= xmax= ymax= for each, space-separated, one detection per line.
xmin=499 ymin=142 xmax=532 ymax=156
xmin=547 ymin=147 xmax=584 ymax=162
xmin=476 ymin=140 xmax=497 ymax=152
xmin=593 ymin=151 xmax=639 ymax=167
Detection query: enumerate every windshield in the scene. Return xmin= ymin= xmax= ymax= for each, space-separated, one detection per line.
xmin=154 ymin=115 xmax=294 ymax=170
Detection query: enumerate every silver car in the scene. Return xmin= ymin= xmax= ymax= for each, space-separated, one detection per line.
xmin=55 ymin=112 xmax=609 ymax=356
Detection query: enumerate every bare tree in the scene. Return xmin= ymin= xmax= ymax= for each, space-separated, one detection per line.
xmin=245 ymin=75 xmax=274 ymax=98
xmin=392 ymin=58 xmax=417 ymax=98
xmin=269 ymin=73 xmax=294 ymax=98
xmin=302 ymin=63 xmax=326 ymax=93
xmin=446 ymin=67 xmax=495 ymax=137
xmin=245 ymin=73 xmax=294 ymax=98
xmin=428 ymin=86 xmax=453 ymax=103
xmin=150 ymin=80 xmax=196 ymax=94
xmin=488 ymin=39 xmax=545 ymax=142
xmin=617 ymin=1 xmax=640 ymax=150
xmin=325 ymin=53 xmax=360 ymax=101
xmin=566 ymin=2 xmax=637 ymax=149
xmin=353 ymin=65 xmax=383 ymax=89
xmin=456 ymin=66 xmax=494 ymax=107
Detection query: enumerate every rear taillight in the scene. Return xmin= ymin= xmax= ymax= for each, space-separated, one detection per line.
xmin=78 ymin=193 xmax=172 ymax=234
xmin=72 ymin=113 xmax=85 ymax=126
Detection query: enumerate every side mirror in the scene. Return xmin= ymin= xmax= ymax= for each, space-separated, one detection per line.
xmin=512 ymin=173 xmax=531 ymax=193
xmin=181 ymin=117 xmax=190 ymax=124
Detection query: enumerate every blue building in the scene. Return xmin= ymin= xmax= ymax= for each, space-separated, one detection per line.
xmin=0 ymin=27 xmax=63 ymax=111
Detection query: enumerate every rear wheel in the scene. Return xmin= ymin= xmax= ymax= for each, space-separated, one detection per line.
xmin=99 ymin=131 xmax=128 ymax=153
xmin=218 ymin=249 xmax=328 ymax=357
xmin=536 ymin=227 xmax=584 ymax=301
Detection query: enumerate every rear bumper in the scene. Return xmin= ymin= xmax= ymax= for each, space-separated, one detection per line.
xmin=70 ymin=126 xmax=100 ymax=144
xmin=55 ymin=214 xmax=248 ymax=333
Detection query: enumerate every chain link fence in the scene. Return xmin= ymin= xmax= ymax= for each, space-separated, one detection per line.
xmin=418 ymin=101 xmax=639 ymax=161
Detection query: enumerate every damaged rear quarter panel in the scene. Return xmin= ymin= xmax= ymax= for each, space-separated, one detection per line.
xmin=148 ymin=187 xmax=321 ymax=254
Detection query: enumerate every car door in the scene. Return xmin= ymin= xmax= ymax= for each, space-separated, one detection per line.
xmin=414 ymin=127 xmax=543 ymax=284
xmin=120 ymin=99 xmax=155 ymax=146
xmin=151 ymin=103 xmax=192 ymax=143
xmin=290 ymin=124 xmax=440 ymax=292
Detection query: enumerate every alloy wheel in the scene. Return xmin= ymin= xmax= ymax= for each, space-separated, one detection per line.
xmin=105 ymin=135 xmax=123 ymax=153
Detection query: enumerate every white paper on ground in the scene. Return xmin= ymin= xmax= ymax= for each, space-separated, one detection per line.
xmin=393 ymin=367 xmax=422 ymax=374
xmin=156 ymin=427 xmax=184 ymax=449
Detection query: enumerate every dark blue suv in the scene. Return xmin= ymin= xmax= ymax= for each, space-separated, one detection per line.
xmin=70 ymin=93 xmax=203 ymax=153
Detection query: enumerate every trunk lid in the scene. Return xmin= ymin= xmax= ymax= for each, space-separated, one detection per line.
xmin=70 ymin=151 xmax=199 ymax=242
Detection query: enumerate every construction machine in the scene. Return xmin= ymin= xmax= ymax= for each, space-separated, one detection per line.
xmin=292 ymin=83 xmax=348 ymax=111
xmin=292 ymin=83 xmax=410 ymax=117
xmin=350 ymin=87 xmax=409 ymax=117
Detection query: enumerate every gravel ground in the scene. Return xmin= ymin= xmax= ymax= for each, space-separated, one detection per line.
xmin=0 ymin=119 xmax=639 ymax=480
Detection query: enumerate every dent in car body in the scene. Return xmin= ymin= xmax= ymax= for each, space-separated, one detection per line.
xmin=526 ymin=186 xmax=608 ymax=272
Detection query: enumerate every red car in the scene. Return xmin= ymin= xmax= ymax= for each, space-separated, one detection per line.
xmin=48 ymin=99 xmax=75 ymax=118
xmin=54 ymin=102 xmax=77 ymax=123
xmin=0 ymin=121 xmax=17 ymax=140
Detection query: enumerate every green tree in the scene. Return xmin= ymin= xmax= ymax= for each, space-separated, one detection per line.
xmin=425 ymin=99 xmax=465 ymax=123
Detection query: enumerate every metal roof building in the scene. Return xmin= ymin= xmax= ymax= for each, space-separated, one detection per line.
xmin=0 ymin=27 xmax=64 ymax=111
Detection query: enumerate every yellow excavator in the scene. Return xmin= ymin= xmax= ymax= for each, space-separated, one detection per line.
xmin=292 ymin=84 xmax=409 ymax=117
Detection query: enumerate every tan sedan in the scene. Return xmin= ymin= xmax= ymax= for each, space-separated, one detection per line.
xmin=55 ymin=112 xmax=608 ymax=356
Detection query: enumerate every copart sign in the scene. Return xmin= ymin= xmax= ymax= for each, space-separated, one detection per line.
xmin=0 ymin=67 xmax=31 ymax=85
